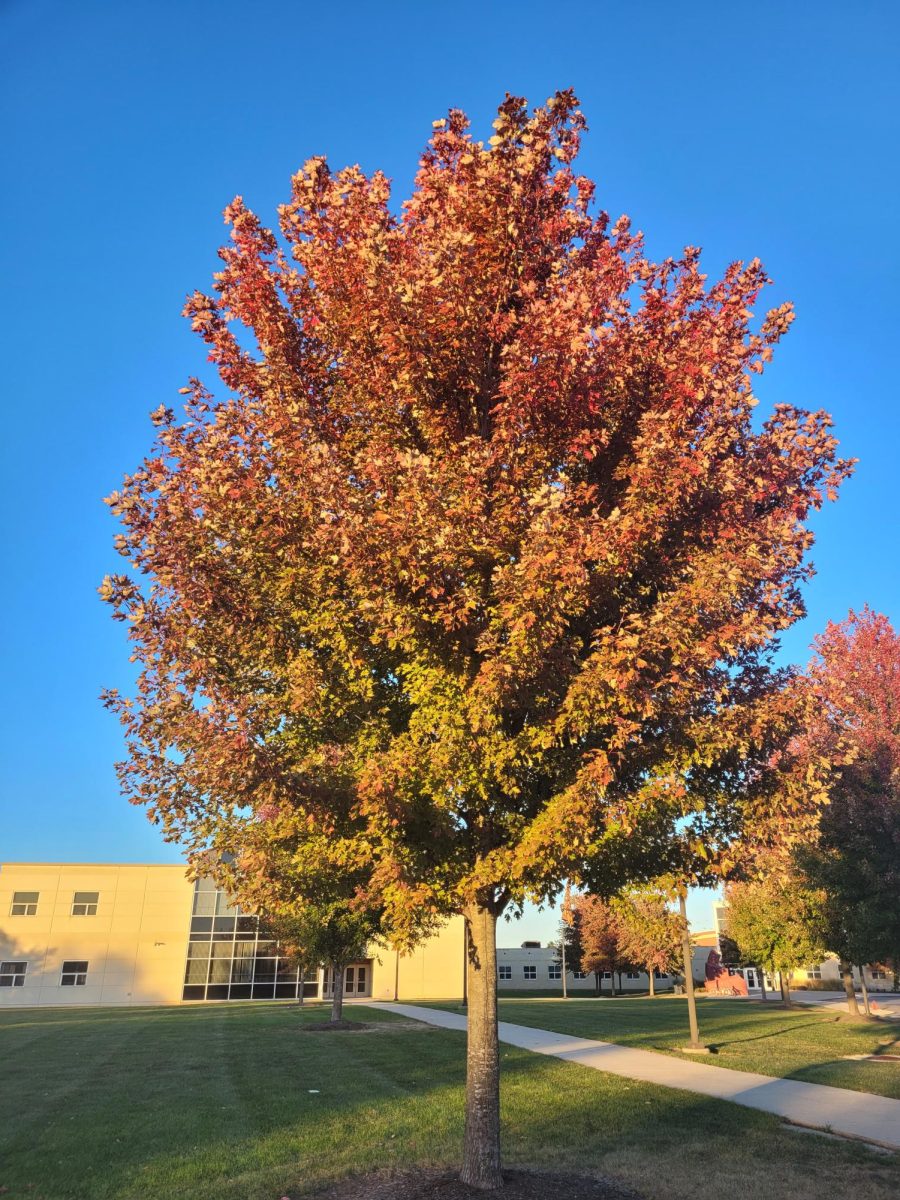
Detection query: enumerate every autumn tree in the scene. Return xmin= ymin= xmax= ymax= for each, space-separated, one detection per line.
xmin=102 ymin=92 xmax=851 ymax=1188
xmin=724 ymin=877 xmax=826 ymax=1006
xmin=561 ymin=892 xmax=626 ymax=994
xmin=613 ymin=889 xmax=681 ymax=996
xmin=794 ymin=609 xmax=900 ymax=1016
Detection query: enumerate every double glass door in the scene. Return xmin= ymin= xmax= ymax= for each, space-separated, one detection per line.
xmin=323 ymin=962 xmax=370 ymax=997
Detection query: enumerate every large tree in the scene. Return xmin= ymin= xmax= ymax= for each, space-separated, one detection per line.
xmin=795 ymin=609 xmax=900 ymax=1015
xmin=103 ymin=92 xmax=850 ymax=1188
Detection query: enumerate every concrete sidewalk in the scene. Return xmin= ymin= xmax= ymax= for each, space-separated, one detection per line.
xmin=370 ymin=1002 xmax=900 ymax=1152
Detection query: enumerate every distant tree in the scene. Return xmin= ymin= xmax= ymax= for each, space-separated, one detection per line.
xmin=102 ymin=88 xmax=851 ymax=1188
xmin=565 ymin=893 xmax=629 ymax=994
xmin=794 ymin=609 xmax=900 ymax=1016
xmin=266 ymin=903 xmax=377 ymax=1020
xmin=613 ymin=889 xmax=681 ymax=997
xmin=724 ymin=878 xmax=826 ymax=1006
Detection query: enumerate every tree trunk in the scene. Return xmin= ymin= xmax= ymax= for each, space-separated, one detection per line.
xmin=859 ymin=966 xmax=871 ymax=1016
xmin=330 ymin=962 xmax=345 ymax=1023
xmin=561 ymin=937 xmax=568 ymax=999
xmin=648 ymin=967 xmax=655 ymax=998
xmin=840 ymin=961 xmax=860 ymax=1017
xmin=779 ymin=971 xmax=792 ymax=1008
xmin=678 ymin=891 xmax=704 ymax=1049
xmin=610 ymin=972 xmax=616 ymax=997
xmin=595 ymin=971 xmax=601 ymax=996
xmin=758 ymin=967 xmax=766 ymax=1003
xmin=460 ymin=904 xmax=503 ymax=1191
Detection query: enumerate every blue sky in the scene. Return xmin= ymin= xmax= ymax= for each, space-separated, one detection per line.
xmin=1 ymin=1 xmax=897 ymax=938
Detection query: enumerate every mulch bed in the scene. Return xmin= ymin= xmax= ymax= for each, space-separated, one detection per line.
xmin=306 ymin=1167 xmax=642 ymax=1199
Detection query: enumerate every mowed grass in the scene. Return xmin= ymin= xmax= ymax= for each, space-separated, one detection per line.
xmin=428 ymin=995 xmax=900 ymax=1099
xmin=2 ymin=1003 xmax=900 ymax=1200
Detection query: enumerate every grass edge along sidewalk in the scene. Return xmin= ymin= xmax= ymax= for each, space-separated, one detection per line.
xmin=374 ymin=1002 xmax=900 ymax=1152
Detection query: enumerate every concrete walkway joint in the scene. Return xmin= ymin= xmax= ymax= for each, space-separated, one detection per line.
xmin=370 ymin=1002 xmax=900 ymax=1152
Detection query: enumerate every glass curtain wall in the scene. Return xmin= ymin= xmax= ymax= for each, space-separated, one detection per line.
xmin=182 ymin=878 xmax=320 ymax=1001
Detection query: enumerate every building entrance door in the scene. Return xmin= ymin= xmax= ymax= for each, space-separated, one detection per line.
xmin=323 ymin=961 xmax=372 ymax=998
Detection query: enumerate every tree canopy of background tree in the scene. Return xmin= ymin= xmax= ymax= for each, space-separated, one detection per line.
xmin=724 ymin=877 xmax=826 ymax=1005
xmin=613 ymin=889 xmax=682 ymax=996
xmin=793 ymin=608 xmax=900 ymax=1014
xmin=102 ymin=91 xmax=852 ymax=1189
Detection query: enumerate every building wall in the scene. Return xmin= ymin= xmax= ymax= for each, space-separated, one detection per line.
xmin=0 ymin=861 xmax=467 ymax=1007
xmin=0 ymin=863 xmax=193 ymax=1006
xmin=370 ymin=918 xmax=466 ymax=1002
xmin=497 ymin=945 xmax=675 ymax=992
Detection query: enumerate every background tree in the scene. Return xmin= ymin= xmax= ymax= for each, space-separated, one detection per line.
xmin=794 ymin=609 xmax=900 ymax=1015
xmin=265 ymin=904 xmax=377 ymax=1021
xmin=724 ymin=877 xmax=826 ymax=1006
xmin=103 ymin=91 xmax=851 ymax=1189
xmin=613 ymin=888 xmax=681 ymax=997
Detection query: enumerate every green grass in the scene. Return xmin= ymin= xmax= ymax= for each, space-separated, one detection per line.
xmin=427 ymin=995 xmax=900 ymax=1099
xmin=2 ymin=1003 xmax=899 ymax=1200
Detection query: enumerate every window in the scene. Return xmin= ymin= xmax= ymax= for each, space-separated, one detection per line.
xmin=356 ymin=966 xmax=367 ymax=994
xmin=0 ymin=961 xmax=27 ymax=987
xmin=871 ymin=969 xmax=887 ymax=980
xmin=10 ymin=891 xmax=38 ymax=916
xmin=573 ymin=970 xmax=588 ymax=979
xmin=498 ymin=964 xmax=512 ymax=980
xmin=806 ymin=966 xmax=822 ymax=980
xmin=654 ymin=969 xmax=668 ymax=979
xmin=548 ymin=964 xmax=561 ymax=980
xmin=602 ymin=971 xmax=612 ymax=979
xmin=72 ymin=891 xmax=99 ymax=916
xmin=523 ymin=965 xmax=536 ymax=980
xmin=626 ymin=971 xmax=641 ymax=980
xmin=60 ymin=961 xmax=88 ymax=986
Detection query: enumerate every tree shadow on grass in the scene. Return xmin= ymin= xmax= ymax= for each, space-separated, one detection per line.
xmin=4 ymin=1006 xmax=900 ymax=1200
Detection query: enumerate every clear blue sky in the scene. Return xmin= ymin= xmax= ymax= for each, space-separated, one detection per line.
xmin=1 ymin=1 xmax=897 ymax=938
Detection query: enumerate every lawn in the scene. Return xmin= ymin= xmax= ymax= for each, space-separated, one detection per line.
xmin=427 ymin=995 xmax=900 ymax=1099
xmin=2 ymin=1003 xmax=899 ymax=1200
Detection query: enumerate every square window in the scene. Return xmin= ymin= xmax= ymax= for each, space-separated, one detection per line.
xmin=60 ymin=960 xmax=88 ymax=986
xmin=626 ymin=971 xmax=640 ymax=979
xmin=10 ymin=891 xmax=38 ymax=916
xmin=0 ymin=961 xmax=27 ymax=987
xmin=498 ymin=964 xmax=512 ymax=980
xmin=573 ymin=970 xmax=587 ymax=979
xmin=548 ymin=965 xmax=561 ymax=979
xmin=523 ymin=965 xmax=537 ymax=980
xmin=72 ymin=891 xmax=99 ymax=916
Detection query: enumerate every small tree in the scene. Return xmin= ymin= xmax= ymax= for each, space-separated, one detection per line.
xmin=103 ymin=91 xmax=850 ymax=1188
xmin=724 ymin=878 xmax=826 ymax=1006
xmin=266 ymin=903 xmax=376 ymax=1020
xmin=613 ymin=889 xmax=681 ymax=997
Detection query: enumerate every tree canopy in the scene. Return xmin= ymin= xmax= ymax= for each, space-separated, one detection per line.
xmin=102 ymin=91 xmax=851 ymax=1188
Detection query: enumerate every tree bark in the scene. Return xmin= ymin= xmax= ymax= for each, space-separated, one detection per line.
xmin=758 ymin=967 xmax=767 ymax=1003
xmin=330 ymin=962 xmax=345 ymax=1023
xmin=840 ymin=961 xmax=860 ymax=1017
xmin=648 ymin=967 xmax=655 ymax=998
xmin=460 ymin=904 xmax=503 ymax=1190
xmin=779 ymin=971 xmax=792 ymax=1008
xmin=678 ymin=891 xmax=704 ymax=1048
xmin=859 ymin=965 xmax=871 ymax=1016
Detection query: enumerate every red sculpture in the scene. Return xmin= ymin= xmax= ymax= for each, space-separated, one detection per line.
xmin=704 ymin=949 xmax=748 ymax=996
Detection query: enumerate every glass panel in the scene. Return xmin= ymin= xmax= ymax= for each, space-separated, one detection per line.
xmin=213 ymin=916 xmax=236 ymax=933
xmin=345 ymin=967 xmax=355 ymax=988
xmin=186 ymin=942 xmax=211 ymax=961
xmin=236 ymin=916 xmax=257 ymax=935
xmin=182 ymin=985 xmax=206 ymax=1000
xmin=192 ymin=890 xmax=216 ymax=916
xmin=190 ymin=917 xmax=213 ymax=934
xmin=229 ymin=984 xmax=252 ymax=1000
xmin=73 ymin=892 xmax=99 ymax=904
xmin=356 ymin=967 xmax=366 ymax=993
xmin=184 ymin=958 xmax=210 ymax=985
xmin=62 ymin=961 xmax=89 ymax=972
xmin=208 ymin=957 xmax=231 ymax=984
xmin=206 ymin=984 xmax=229 ymax=1000
xmin=215 ymin=894 xmax=239 ymax=918
xmin=13 ymin=892 xmax=38 ymax=903
xmin=252 ymin=983 xmax=276 ymax=999
xmin=253 ymin=958 xmax=277 ymax=982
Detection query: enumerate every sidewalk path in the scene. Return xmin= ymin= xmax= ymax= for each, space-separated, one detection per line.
xmin=370 ymin=1002 xmax=900 ymax=1151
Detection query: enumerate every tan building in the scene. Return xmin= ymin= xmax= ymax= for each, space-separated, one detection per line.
xmin=0 ymin=862 xmax=465 ymax=1007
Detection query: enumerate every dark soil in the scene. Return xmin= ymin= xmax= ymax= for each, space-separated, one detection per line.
xmin=307 ymin=1167 xmax=642 ymax=1199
